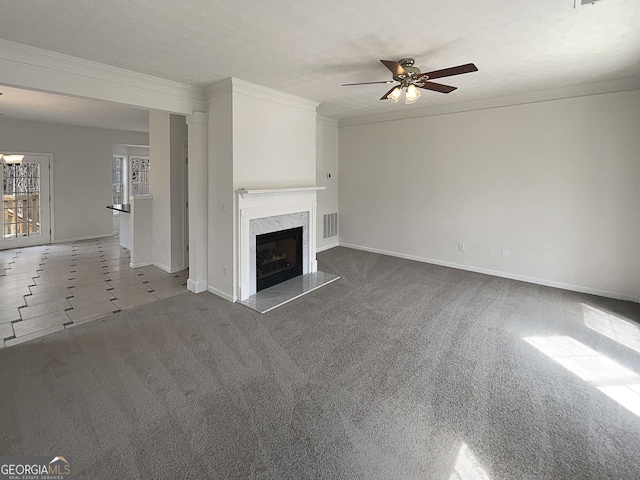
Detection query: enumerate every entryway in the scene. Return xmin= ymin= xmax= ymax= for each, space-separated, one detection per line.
xmin=0 ymin=153 xmax=51 ymax=249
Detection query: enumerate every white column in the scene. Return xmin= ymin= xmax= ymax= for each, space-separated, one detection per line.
xmin=122 ymin=155 xmax=130 ymax=204
xmin=186 ymin=111 xmax=208 ymax=293
xmin=149 ymin=111 xmax=172 ymax=271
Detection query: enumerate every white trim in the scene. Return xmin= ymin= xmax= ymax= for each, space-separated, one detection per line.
xmin=54 ymin=233 xmax=113 ymax=243
xmin=237 ymin=186 xmax=325 ymax=198
xmin=339 ymin=77 xmax=640 ymax=127
xmin=187 ymin=278 xmax=207 ymax=293
xmin=0 ymin=151 xmax=54 ymax=247
xmin=0 ymin=39 xmax=204 ymax=114
xmin=339 ymin=242 xmax=638 ymax=303
xmin=130 ymin=261 xmax=153 ymax=269
xmin=0 ymin=150 xmax=56 ymax=248
xmin=182 ymin=140 xmax=189 ymax=270
xmin=205 ymin=78 xmax=319 ymax=112
xmin=204 ymin=78 xmax=232 ymax=100
xmin=152 ymin=261 xmax=185 ymax=274
xmin=208 ymin=285 xmax=237 ymax=303
xmin=236 ymin=188 xmax=321 ymax=301
xmin=317 ymin=115 xmax=339 ymax=128
xmin=46 ymin=153 xmax=55 ymax=244
xmin=317 ymin=242 xmax=338 ymax=253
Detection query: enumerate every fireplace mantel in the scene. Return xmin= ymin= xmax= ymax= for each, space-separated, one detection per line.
xmin=236 ymin=186 xmax=324 ymax=301
xmin=237 ymin=186 xmax=325 ymax=199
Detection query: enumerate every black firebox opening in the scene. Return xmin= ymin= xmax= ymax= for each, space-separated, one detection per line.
xmin=256 ymin=226 xmax=303 ymax=291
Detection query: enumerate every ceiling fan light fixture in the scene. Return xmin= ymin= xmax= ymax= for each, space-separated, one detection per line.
xmin=405 ymin=84 xmax=421 ymax=104
xmin=387 ymin=87 xmax=401 ymax=103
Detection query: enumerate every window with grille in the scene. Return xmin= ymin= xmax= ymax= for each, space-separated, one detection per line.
xmin=112 ymin=155 xmax=124 ymax=204
xmin=131 ymin=156 xmax=150 ymax=196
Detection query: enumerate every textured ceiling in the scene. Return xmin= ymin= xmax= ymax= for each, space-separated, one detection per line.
xmin=0 ymin=0 xmax=639 ymax=120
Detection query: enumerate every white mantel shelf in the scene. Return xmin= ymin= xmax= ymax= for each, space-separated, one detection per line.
xmin=237 ymin=186 xmax=326 ymax=199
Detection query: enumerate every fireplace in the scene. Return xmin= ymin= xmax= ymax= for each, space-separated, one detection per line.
xmin=256 ymin=226 xmax=303 ymax=291
xmin=236 ymin=187 xmax=325 ymax=301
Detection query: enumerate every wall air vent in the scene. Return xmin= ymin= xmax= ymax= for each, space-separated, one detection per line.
xmin=323 ymin=213 xmax=338 ymax=239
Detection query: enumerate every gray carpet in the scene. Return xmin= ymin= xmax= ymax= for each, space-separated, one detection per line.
xmin=1 ymin=247 xmax=639 ymax=479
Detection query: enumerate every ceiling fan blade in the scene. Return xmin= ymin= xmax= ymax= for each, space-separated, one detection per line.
xmin=421 ymin=63 xmax=478 ymax=80
xmin=380 ymin=85 xmax=399 ymax=101
xmin=417 ymin=81 xmax=457 ymax=94
xmin=341 ymin=81 xmax=394 ymax=86
xmin=380 ymin=60 xmax=407 ymax=77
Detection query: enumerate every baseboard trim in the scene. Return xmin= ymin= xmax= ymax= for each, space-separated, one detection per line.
xmin=187 ymin=278 xmax=207 ymax=293
xmin=152 ymin=262 xmax=185 ymax=274
xmin=130 ymin=261 xmax=152 ymax=269
xmin=317 ymin=242 xmax=339 ymax=253
xmin=339 ymin=242 xmax=638 ymax=303
xmin=207 ymin=285 xmax=237 ymax=303
xmin=54 ymin=234 xmax=114 ymax=244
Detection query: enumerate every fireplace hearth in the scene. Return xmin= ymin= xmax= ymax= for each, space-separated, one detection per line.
xmin=256 ymin=227 xmax=303 ymax=291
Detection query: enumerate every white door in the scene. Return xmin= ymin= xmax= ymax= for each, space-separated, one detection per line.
xmin=1 ymin=154 xmax=51 ymax=249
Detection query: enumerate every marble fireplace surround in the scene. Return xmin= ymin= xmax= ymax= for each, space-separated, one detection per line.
xmin=237 ymin=187 xmax=325 ymax=301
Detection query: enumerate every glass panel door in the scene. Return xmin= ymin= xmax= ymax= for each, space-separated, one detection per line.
xmin=0 ymin=154 xmax=51 ymax=249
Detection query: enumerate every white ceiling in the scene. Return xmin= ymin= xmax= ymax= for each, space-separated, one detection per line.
xmin=0 ymin=0 xmax=639 ymax=123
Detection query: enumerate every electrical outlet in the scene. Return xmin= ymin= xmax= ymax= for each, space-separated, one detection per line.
xmin=458 ymin=243 xmax=465 ymax=252
xmin=501 ymin=249 xmax=509 ymax=259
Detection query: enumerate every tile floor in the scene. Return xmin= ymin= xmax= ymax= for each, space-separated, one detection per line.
xmin=0 ymin=236 xmax=188 ymax=348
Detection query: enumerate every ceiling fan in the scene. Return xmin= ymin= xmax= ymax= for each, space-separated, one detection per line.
xmin=342 ymin=58 xmax=478 ymax=104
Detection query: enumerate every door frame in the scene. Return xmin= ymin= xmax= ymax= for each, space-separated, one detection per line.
xmin=1 ymin=151 xmax=54 ymax=248
xmin=183 ymin=141 xmax=189 ymax=269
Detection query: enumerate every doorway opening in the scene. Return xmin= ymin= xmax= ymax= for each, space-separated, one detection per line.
xmin=1 ymin=153 xmax=51 ymax=249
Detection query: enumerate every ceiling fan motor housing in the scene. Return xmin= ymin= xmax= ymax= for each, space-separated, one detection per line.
xmin=396 ymin=58 xmax=422 ymax=82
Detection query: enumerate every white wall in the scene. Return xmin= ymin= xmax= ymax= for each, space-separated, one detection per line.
xmin=232 ymin=94 xmax=316 ymax=189
xmin=149 ymin=111 xmax=187 ymax=272
xmin=149 ymin=111 xmax=172 ymax=269
xmin=207 ymin=91 xmax=234 ymax=299
xmin=316 ymin=116 xmax=339 ymax=251
xmin=0 ymin=117 xmax=148 ymax=242
xmin=170 ymin=114 xmax=188 ymax=270
xmin=205 ymin=78 xmax=319 ymax=300
xmin=339 ymin=90 xmax=640 ymax=301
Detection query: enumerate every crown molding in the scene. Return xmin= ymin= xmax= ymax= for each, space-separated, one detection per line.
xmin=0 ymin=39 xmax=205 ymax=114
xmin=339 ymin=77 xmax=640 ymax=127
xmin=205 ymin=77 xmax=319 ymax=112
xmin=317 ymin=115 xmax=339 ymax=127
xmin=205 ymin=78 xmax=233 ymax=101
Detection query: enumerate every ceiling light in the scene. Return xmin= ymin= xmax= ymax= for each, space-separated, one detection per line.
xmin=1 ymin=154 xmax=25 ymax=164
xmin=405 ymin=84 xmax=421 ymax=105
xmin=387 ymin=87 xmax=401 ymax=103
